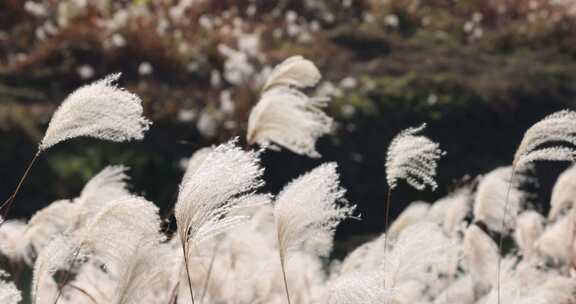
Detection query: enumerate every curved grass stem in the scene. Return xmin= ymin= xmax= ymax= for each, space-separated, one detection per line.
xmin=496 ymin=165 xmax=516 ymax=304
xmin=1 ymin=150 xmax=41 ymax=218
xmin=181 ymin=244 xmax=196 ymax=304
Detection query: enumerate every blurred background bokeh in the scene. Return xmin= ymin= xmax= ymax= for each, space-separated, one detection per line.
xmin=1 ymin=0 xmax=576 ymax=254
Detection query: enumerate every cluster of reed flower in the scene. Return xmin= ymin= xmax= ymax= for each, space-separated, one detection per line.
xmin=1 ymin=55 xmax=576 ymax=304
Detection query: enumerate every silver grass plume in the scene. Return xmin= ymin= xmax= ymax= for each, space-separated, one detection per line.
xmin=494 ymin=110 xmax=576 ymax=303
xmin=513 ymin=110 xmax=576 ymax=168
xmin=549 ymin=165 xmax=576 ymax=220
xmin=247 ymin=56 xmax=332 ymax=158
xmin=39 ymin=73 xmax=151 ymax=150
xmin=31 ymin=235 xmax=81 ymax=304
xmin=1 ymin=74 xmax=149 ymax=217
xmin=473 ymin=166 xmax=527 ymax=233
xmin=274 ymin=163 xmax=355 ymax=260
xmin=174 ymin=139 xmax=264 ymax=303
xmin=24 ymin=199 xmax=77 ymax=261
xmin=175 ymin=139 xmax=264 ymax=249
xmin=32 ymin=196 xmax=161 ymax=304
xmin=0 ymin=270 xmax=22 ymax=304
xmin=387 ymin=201 xmax=430 ymax=238
xmin=428 ymin=188 xmax=472 ymax=236
xmin=463 ymin=224 xmax=499 ymax=294
xmin=386 ymin=123 xmax=445 ymax=191
xmin=535 ymin=209 xmax=575 ymax=264
xmin=339 ymin=234 xmax=386 ymax=274
xmin=262 ymin=56 xmax=321 ymax=91
xmin=111 ymin=242 xmax=174 ymax=304
xmin=433 ymin=275 xmax=475 ymax=304
xmin=326 ymin=272 xmax=392 ymax=304
xmin=77 ymin=197 xmax=161 ymax=273
xmin=273 ymin=163 xmax=355 ymax=303
xmin=383 ymin=222 xmax=451 ymax=288
xmin=0 ymin=219 xmax=27 ymax=262
xmin=74 ymin=165 xmax=132 ymax=224
xmin=181 ymin=147 xmax=213 ymax=187
xmin=514 ymin=211 xmax=544 ymax=260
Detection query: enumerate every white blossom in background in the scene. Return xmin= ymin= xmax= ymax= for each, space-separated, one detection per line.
xmin=218 ymin=44 xmax=255 ymax=85
xmin=40 ymin=73 xmax=151 ymax=150
xmin=76 ymin=65 xmax=95 ymax=79
xmin=138 ymin=62 xmax=153 ymax=76
xmin=386 ymin=123 xmax=445 ymax=190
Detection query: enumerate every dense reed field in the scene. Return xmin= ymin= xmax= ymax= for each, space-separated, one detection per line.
xmin=0 ymin=54 xmax=576 ymax=304
xmin=2 ymin=1 xmax=576 ymax=304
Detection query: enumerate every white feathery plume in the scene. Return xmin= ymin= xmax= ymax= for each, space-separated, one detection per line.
xmin=387 ymin=201 xmax=429 ymax=238
xmin=175 ymin=139 xmax=264 ymax=249
xmin=74 ymin=165 xmax=132 ymax=223
xmin=549 ymin=164 xmax=576 ymax=220
xmin=24 ymin=200 xmax=77 ymax=262
xmin=535 ymin=210 xmax=575 ymax=264
xmin=386 ymin=123 xmax=445 ymax=191
xmin=247 ymin=87 xmax=332 ymax=157
xmin=325 ymin=272 xmax=392 ymax=304
xmin=111 ymin=242 xmax=174 ymax=304
xmin=339 ymin=234 xmax=386 ymax=274
xmin=262 ymin=56 xmax=321 ymax=91
xmin=32 ymin=196 xmax=161 ymax=304
xmin=511 ymin=276 xmax=576 ymax=304
xmin=473 ymin=166 xmax=526 ymax=233
xmin=481 ymin=260 xmax=560 ymax=304
xmin=1 ymin=73 xmax=148 ymax=218
xmin=174 ymin=139 xmax=264 ymax=303
xmin=513 ymin=110 xmax=576 ymax=168
xmin=428 ymin=188 xmax=472 ymax=236
xmin=31 ymin=235 xmax=81 ymax=304
xmin=181 ymin=147 xmax=213 ymax=187
xmin=392 ymin=280 xmax=428 ymax=304
xmin=39 ymin=73 xmax=151 ymax=150
xmin=65 ymin=260 xmax=115 ymax=304
xmin=383 ymin=222 xmax=451 ymax=288
xmin=273 ymin=163 xmax=355 ymax=303
xmin=79 ymin=197 xmax=161 ymax=270
xmin=274 ymin=163 xmax=355 ymax=260
xmin=26 ymin=165 xmax=131 ymax=252
xmin=462 ymin=224 xmax=499 ymax=294
xmin=433 ymin=275 xmax=475 ymax=304
xmin=0 ymin=270 xmax=22 ymax=304
xmin=514 ymin=211 xmax=544 ymax=260
xmin=0 ymin=219 xmax=28 ymax=262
